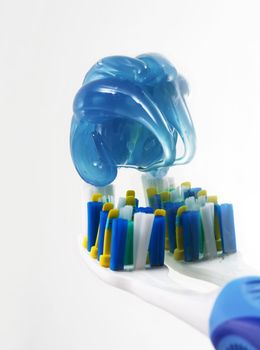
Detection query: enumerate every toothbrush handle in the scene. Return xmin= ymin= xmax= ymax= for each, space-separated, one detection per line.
xmin=209 ymin=276 xmax=260 ymax=349
xmin=81 ymin=239 xmax=260 ymax=348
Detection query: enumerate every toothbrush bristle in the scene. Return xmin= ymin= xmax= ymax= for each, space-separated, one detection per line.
xmin=83 ymin=178 xmax=237 ymax=271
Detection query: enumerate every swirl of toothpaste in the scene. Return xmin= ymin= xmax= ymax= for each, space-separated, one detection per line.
xmin=70 ymin=53 xmax=196 ymax=186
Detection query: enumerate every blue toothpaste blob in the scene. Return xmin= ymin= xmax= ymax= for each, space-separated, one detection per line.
xmin=70 ymin=53 xmax=196 ymax=186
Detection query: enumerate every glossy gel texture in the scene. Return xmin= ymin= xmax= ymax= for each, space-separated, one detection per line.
xmin=70 ymin=53 xmax=196 ymax=186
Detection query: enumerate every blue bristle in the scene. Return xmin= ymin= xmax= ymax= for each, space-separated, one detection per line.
xmin=87 ymin=201 xmax=103 ymax=251
xmin=164 ymin=202 xmax=183 ymax=253
xmin=182 ymin=211 xmax=193 ymax=262
xmin=189 ymin=210 xmax=200 ymax=261
xmin=183 ymin=189 xmax=191 ymax=199
xmin=136 ymin=206 xmax=154 ymax=214
xmin=149 ymin=214 xmax=166 ymax=267
xmin=97 ymin=210 xmax=109 ymax=260
xmin=182 ymin=210 xmax=201 ymax=262
xmin=184 ymin=187 xmax=202 ymax=199
xmin=148 ymin=195 xmax=155 ymax=209
xmin=149 ymin=194 xmax=162 ymax=210
xmin=135 ymin=198 xmax=139 ymax=207
xmin=110 ymin=218 xmax=128 ymax=271
xmin=220 ymin=204 xmax=237 ymax=254
xmin=163 ymin=202 xmax=174 ymax=252
xmin=191 ymin=187 xmax=202 ymax=198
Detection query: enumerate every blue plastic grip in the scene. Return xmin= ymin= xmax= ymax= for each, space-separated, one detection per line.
xmin=210 ymin=276 xmax=260 ymax=350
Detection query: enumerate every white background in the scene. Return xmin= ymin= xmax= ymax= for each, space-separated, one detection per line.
xmin=1 ymin=0 xmax=260 ymax=349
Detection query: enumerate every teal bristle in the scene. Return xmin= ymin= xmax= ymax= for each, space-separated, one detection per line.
xmin=124 ymin=221 xmax=134 ymax=266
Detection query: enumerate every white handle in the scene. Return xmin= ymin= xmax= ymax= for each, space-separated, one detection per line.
xmin=79 ymin=236 xmax=219 ymax=335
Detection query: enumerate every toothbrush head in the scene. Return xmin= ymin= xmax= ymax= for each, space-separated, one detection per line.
xmin=70 ymin=53 xmax=196 ymax=187
xmin=209 ymin=276 xmax=260 ymax=350
xmin=83 ymin=175 xmax=238 ymax=275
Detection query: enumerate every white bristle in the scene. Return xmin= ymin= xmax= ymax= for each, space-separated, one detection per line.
xmin=133 ymin=212 xmax=154 ymax=270
xmin=142 ymin=174 xmax=175 ymax=206
xmin=99 ymin=184 xmax=114 ymax=196
xmin=185 ymin=196 xmax=196 ymax=210
xmin=197 ymin=195 xmax=207 ymax=207
xmin=170 ymin=186 xmax=183 ymax=203
xmin=168 ymin=177 xmax=175 ymax=190
xmin=180 ymin=186 xmax=189 ymax=199
xmin=107 ymin=195 xmax=114 ymax=203
xmin=82 ymin=183 xmax=115 ymax=203
xmin=117 ymin=197 xmax=126 ymax=209
xmin=119 ymin=205 xmax=133 ymax=221
xmin=156 ymin=177 xmax=168 ymax=193
xmin=200 ymin=203 xmax=217 ymax=259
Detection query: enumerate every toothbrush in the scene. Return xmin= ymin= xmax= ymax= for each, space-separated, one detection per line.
xmin=80 ymin=185 xmax=260 ymax=349
xmin=70 ymin=53 xmax=260 ymax=349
